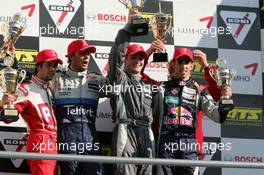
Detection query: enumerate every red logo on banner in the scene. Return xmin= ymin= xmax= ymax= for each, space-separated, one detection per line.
xmin=21 ymin=4 xmax=36 ymax=17
xmin=244 ymin=63 xmax=258 ymax=76
xmin=199 ymin=16 xmax=214 ymax=28
xmin=102 ymin=63 xmax=109 ymax=75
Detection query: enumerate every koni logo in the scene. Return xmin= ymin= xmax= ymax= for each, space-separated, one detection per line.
xmin=0 ymin=133 xmax=28 ymax=168
xmin=42 ymin=0 xmax=81 ymax=33
xmin=220 ymin=11 xmax=257 ymax=45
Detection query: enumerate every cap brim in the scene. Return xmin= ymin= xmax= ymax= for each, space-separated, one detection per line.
xmin=127 ymin=50 xmax=148 ymax=59
xmin=65 ymin=45 xmax=96 ymax=57
xmin=80 ymin=45 xmax=96 ymax=54
xmin=46 ymin=57 xmax=63 ymax=64
xmin=174 ymin=53 xmax=193 ymax=62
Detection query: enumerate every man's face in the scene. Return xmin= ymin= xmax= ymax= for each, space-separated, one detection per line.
xmin=69 ymin=50 xmax=91 ymax=71
xmin=37 ymin=61 xmax=58 ymax=81
xmin=125 ymin=53 xmax=145 ymax=74
xmin=172 ymin=56 xmax=193 ymax=80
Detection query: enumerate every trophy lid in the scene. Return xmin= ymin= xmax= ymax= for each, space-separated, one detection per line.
xmin=3 ymin=55 xmax=14 ymax=67
xmin=119 ymin=0 xmax=145 ymax=8
xmin=216 ymin=58 xmax=227 ymax=69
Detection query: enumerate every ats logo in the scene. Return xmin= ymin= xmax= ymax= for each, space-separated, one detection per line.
xmin=227 ymin=107 xmax=262 ymax=126
xmin=220 ymin=11 xmax=257 ymax=45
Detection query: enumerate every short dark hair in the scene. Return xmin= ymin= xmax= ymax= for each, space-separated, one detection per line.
xmin=33 ymin=62 xmax=44 ymax=75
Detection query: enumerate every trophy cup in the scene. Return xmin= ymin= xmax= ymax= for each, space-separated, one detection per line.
xmin=0 ymin=56 xmax=26 ymax=122
xmin=210 ymin=58 xmax=236 ymax=111
xmin=0 ymin=13 xmax=26 ymax=59
xmin=119 ymin=0 xmax=149 ymax=36
xmin=0 ymin=13 xmax=27 ymax=122
xmin=150 ymin=0 xmax=172 ymax=62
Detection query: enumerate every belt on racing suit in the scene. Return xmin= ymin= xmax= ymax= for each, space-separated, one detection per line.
xmin=61 ymin=117 xmax=93 ymax=124
xmin=118 ymin=118 xmax=151 ymax=128
xmin=30 ymin=129 xmax=57 ymax=140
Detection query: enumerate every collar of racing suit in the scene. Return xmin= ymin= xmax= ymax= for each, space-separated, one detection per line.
xmin=31 ymin=75 xmax=50 ymax=89
xmin=67 ymin=67 xmax=87 ymax=77
xmin=125 ymin=72 xmax=142 ymax=82
xmin=170 ymin=77 xmax=192 ymax=86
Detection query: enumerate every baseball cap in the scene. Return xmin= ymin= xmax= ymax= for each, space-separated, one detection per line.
xmin=172 ymin=48 xmax=193 ymax=62
xmin=35 ymin=49 xmax=63 ymax=64
xmin=126 ymin=44 xmax=148 ymax=59
xmin=66 ymin=39 xmax=96 ymax=57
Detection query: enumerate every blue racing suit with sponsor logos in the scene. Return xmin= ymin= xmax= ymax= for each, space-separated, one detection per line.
xmin=153 ymin=78 xmax=230 ymax=175
xmin=52 ymin=67 xmax=107 ymax=175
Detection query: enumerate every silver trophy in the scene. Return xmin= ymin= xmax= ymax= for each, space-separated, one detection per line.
xmin=0 ymin=13 xmax=27 ymax=122
xmin=150 ymin=0 xmax=172 ymax=62
xmin=119 ymin=0 xmax=149 ymax=36
xmin=211 ymin=58 xmax=236 ymax=110
xmin=0 ymin=13 xmax=26 ymax=59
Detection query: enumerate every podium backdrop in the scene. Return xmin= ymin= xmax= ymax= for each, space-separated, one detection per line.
xmin=0 ymin=0 xmax=263 ymax=174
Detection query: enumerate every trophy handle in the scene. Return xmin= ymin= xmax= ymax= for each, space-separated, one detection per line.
xmin=165 ymin=15 xmax=173 ymax=36
xmin=216 ymin=58 xmax=227 ymax=69
xmin=209 ymin=68 xmax=218 ymax=82
xmin=118 ymin=0 xmax=129 ymax=8
xmin=230 ymin=68 xmax=236 ymax=80
xmin=18 ymin=69 xmax=26 ymax=83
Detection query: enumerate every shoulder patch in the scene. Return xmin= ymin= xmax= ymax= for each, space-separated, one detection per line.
xmin=18 ymin=83 xmax=29 ymax=96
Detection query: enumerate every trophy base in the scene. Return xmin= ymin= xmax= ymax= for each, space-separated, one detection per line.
xmin=3 ymin=105 xmax=19 ymax=123
xmin=219 ymin=98 xmax=234 ymax=111
xmin=131 ymin=18 xmax=149 ymax=36
xmin=153 ymin=52 xmax=168 ymax=62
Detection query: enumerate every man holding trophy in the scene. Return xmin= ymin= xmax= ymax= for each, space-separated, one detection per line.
xmin=152 ymin=48 xmax=234 ymax=175
xmin=1 ymin=49 xmax=62 ymax=175
xmin=0 ymin=11 xmax=62 ymax=175
xmin=108 ymin=6 xmax=164 ymax=175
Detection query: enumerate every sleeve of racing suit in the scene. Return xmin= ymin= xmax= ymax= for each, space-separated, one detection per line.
xmin=107 ymin=23 xmax=131 ymax=85
xmin=200 ymin=88 xmax=229 ymax=123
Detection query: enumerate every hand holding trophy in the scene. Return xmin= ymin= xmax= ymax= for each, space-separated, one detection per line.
xmin=0 ymin=13 xmax=27 ymax=122
xmin=150 ymin=0 xmax=172 ymax=62
xmin=210 ymin=58 xmax=235 ymax=111
xmin=119 ymin=0 xmax=149 ymax=36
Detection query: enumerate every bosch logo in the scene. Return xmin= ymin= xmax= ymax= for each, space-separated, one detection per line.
xmin=0 ymin=16 xmax=27 ymax=23
xmin=226 ymin=18 xmax=250 ymax=24
xmin=234 ymin=155 xmax=263 ymax=162
xmin=4 ymin=139 xmax=26 ymax=145
xmin=86 ymin=12 xmax=96 ymax=20
xmin=49 ymin=5 xmax=74 ymax=12
xmin=146 ymin=62 xmax=168 ymax=69
xmin=95 ymin=53 xmax=110 ymax=59
xmin=97 ymin=13 xmax=127 ymax=22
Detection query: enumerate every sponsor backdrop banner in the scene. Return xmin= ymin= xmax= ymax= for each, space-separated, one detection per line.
xmin=0 ymin=0 xmax=262 ymax=174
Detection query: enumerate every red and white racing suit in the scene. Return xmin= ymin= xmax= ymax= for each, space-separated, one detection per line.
xmin=14 ymin=75 xmax=57 ymax=175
